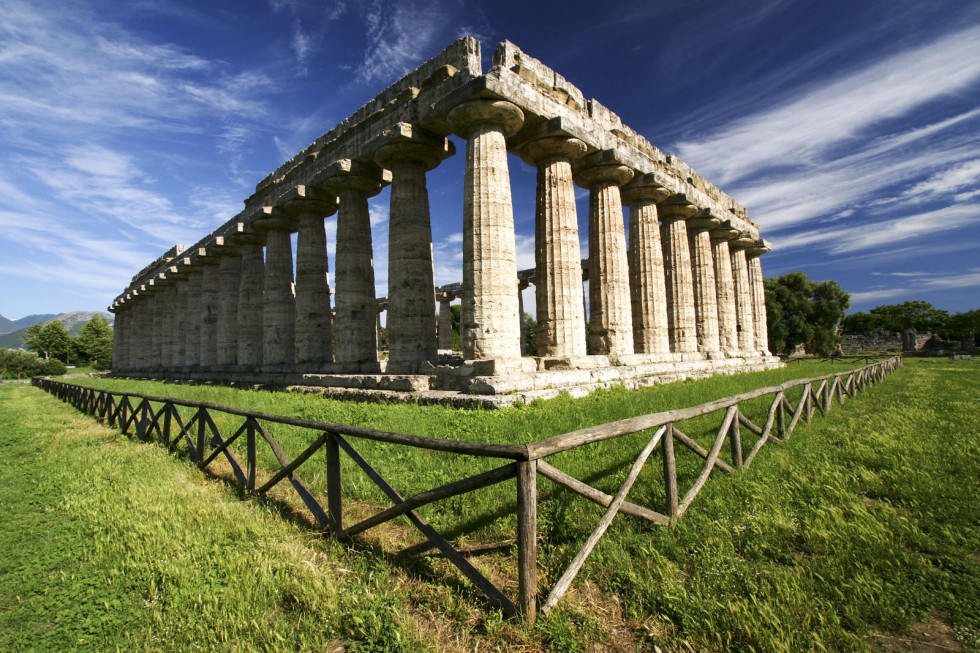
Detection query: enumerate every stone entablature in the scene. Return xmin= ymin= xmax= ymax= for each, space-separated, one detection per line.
xmin=109 ymin=37 xmax=780 ymax=400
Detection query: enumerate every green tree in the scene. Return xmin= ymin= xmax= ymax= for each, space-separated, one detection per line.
xmin=868 ymin=301 xmax=949 ymax=332
xmin=77 ymin=315 xmax=114 ymax=370
xmin=942 ymin=309 xmax=980 ymax=339
xmin=521 ymin=313 xmax=537 ymax=356
xmin=840 ymin=311 xmax=886 ymax=334
xmin=764 ymin=272 xmax=849 ymax=356
xmin=0 ymin=348 xmax=66 ymax=378
xmin=23 ymin=321 xmax=73 ymax=362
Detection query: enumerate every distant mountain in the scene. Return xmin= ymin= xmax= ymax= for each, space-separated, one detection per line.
xmin=0 ymin=313 xmax=57 ymax=335
xmin=0 ymin=311 xmax=114 ymax=349
xmin=14 ymin=313 xmax=57 ymax=328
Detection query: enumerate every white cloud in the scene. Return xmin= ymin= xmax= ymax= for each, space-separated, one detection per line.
xmin=674 ymin=24 xmax=980 ymax=186
xmin=850 ymin=269 xmax=980 ymax=305
xmin=354 ymin=0 xmax=446 ymax=84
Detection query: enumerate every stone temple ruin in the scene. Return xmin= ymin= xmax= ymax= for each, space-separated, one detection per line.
xmin=108 ymin=38 xmax=782 ymax=404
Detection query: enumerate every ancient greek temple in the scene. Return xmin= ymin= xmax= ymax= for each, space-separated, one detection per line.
xmin=109 ymin=38 xmax=781 ymax=403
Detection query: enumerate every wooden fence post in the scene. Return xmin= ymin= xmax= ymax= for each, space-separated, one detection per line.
xmin=246 ymin=419 xmax=257 ymax=491
xmin=326 ymin=431 xmax=342 ymax=533
xmin=516 ymin=460 xmax=538 ymax=623
xmin=730 ymin=410 xmax=743 ymax=469
xmin=196 ymin=408 xmax=207 ymax=465
xmin=662 ymin=425 xmax=678 ymax=520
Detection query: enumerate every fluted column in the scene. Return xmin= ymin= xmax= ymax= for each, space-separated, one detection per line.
xmin=110 ymin=305 xmax=121 ymax=372
xmin=253 ymin=211 xmax=297 ymax=370
xmin=710 ymin=222 xmax=740 ymax=354
xmin=170 ymin=280 xmax=186 ymax=369
xmin=375 ymin=124 xmax=453 ymax=373
xmin=437 ymin=293 xmax=454 ymax=351
xmin=748 ymin=240 xmax=772 ymax=355
xmin=574 ymin=151 xmax=635 ymax=357
xmin=286 ymin=189 xmax=337 ymax=369
xmin=152 ymin=273 xmax=172 ymax=371
xmin=517 ymin=278 xmax=530 ymax=355
xmin=622 ymin=174 xmax=671 ymax=355
xmin=688 ymin=210 xmax=722 ymax=356
xmin=659 ymin=195 xmax=699 ymax=354
xmin=730 ymin=233 xmax=756 ymax=353
xmin=231 ymin=227 xmax=266 ymax=370
xmin=199 ymin=252 xmax=220 ymax=371
xmin=319 ymin=161 xmax=386 ymax=370
xmin=182 ymin=266 xmax=203 ymax=370
xmin=447 ymin=99 xmax=525 ymax=363
xmin=516 ymin=133 xmax=588 ymax=359
xmin=214 ymin=242 xmax=241 ymax=369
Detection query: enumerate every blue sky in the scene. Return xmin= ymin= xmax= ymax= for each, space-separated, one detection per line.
xmin=1 ymin=0 xmax=978 ymax=321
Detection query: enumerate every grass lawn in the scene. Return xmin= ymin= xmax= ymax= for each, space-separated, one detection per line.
xmin=3 ymin=357 xmax=977 ymax=651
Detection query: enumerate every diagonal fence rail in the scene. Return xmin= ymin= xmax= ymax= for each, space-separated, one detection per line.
xmin=32 ymin=356 xmax=902 ymax=622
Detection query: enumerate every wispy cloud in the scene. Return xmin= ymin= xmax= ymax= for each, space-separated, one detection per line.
xmin=353 ymin=0 xmax=448 ymax=84
xmin=849 ymin=269 xmax=980 ymax=306
xmin=674 ymin=24 xmax=980 ymax=186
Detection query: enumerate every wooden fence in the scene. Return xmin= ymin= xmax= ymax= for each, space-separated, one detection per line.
xmin=32 ymin=356 xmax=902 ymax=622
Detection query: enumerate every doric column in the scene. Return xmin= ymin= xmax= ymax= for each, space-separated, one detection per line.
xmin=110 ymin=304 xmax=121 ymax=372
xmin=130 ymin=289 xmax=145 ymax=372
xmin=253 ymin=209 xmax=297 ymax=370
xmin=622 ymin=174 xmax=672 ymax=355
xmin=181 ymin=262 xmax=203 ymax=371
xmin=116 ymin=300 xmax=130 ymax=372
xmin=154 ymin=268 xmax=175 ymax=373
xmin=169 ymin=279 xmax=186 ymax=370
xmin=659 ymin=195 xmax=699 ymax=354
xmin=282 ymin=188 xmax=337 ymax=370
xmin=228 ymin=224 xmax=266 ymax=370
xmin=515 ymin=131 xmax=588 ymax=359
xmin=688 ymin=210 xmax=722 ymax=356
xmin=375 ymin=124 xmax=453 ymax=373
xmin=199 ymin=249 xmax=220 ymax=371
xmin=730 ymin=233 xmax=756 ymax=353
xmin=574 ymin=150 xmax=635 ymax=357
xmin=447 ymin=99 xmax=525 ymax=363
xmin=212 ymin=239 xmax=241 ymax=369
xmin=437 ymin=292 xmax=454 ymax=351
xmin=517 ymin=278 xmax=530 ymax=355
xmin=318 ymin=160 xmax=386 ymax=371
xmin=710 ymin=221 xmax=740 ymax=354
xmin=748 ymin=240 xmax=772 ymax=355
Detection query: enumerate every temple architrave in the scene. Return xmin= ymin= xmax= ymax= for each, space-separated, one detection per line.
xmin=109 ymin=38 xmax=781 ymax=405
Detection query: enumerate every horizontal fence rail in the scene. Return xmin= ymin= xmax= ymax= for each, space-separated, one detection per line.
xmin=32 ymin=356 xmax=902 ymax=622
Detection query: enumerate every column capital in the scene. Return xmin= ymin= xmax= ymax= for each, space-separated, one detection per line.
xmin=573 ymin=149 xmax=634 ymax=189
xmin=658 ymin=193 xmax=698 ymax=220
xmin=730 ymin=232 xmax=757 ymax=250
xmin=446 ymin=98 xmax=524 ymax=137
xmin=621 ymin=173 xmax=672 ymax=205
xmin=312 ymin=158 xmax=389 ymax=198
xmin=710 ymin=220 xmax=741 ymax=242
xmin=748 ymin=239 xmax=772 ymax=257
xmin=223 ymin=221 xmax=266 ymax=247
xmin=514 ymin=133 xmax=587 ymax=167
xmin=374 ymin=122 xmax=454 ymax=171
xmin=274 ymin=185 xmax=338 ymax=221
xmin=687 ymin=208 xmax=722 ymax=232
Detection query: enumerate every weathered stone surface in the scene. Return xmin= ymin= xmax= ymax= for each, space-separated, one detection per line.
xmin=517 ymin=132 xmax=587 ymax=358
xmin=448 ymin=99 xmax=524 ymax=362
xmin=375 ymin=124 xmax=452 ymax=372
xmin=659 ymin=195 xmax=699 ymax=354
xmin=748 ymin=239 xmax=772 ymax=355
xmin=622 ymin=175 xmax=671 ymax=355
xmin=688 ymin=211 xmax=722 ymax=356
xmin=236 ymin=242 xmax=265 ymax=369
xmin=321 ymin=162 xmax=385 ymax=370
xmin=710 ymin=222 xmax=740 ymax=354
xmin=730 ymin=233 xmax=756 ymax=353
xmin=575 ymin=150 xmax=634 ymax=356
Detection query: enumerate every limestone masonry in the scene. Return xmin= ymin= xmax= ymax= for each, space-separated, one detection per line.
xmin=109 ymin=38 xmax=781 ymax=405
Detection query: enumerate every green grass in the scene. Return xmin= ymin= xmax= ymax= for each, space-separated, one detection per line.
xmin=7 ymin=357 xmax=978 ymax=651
